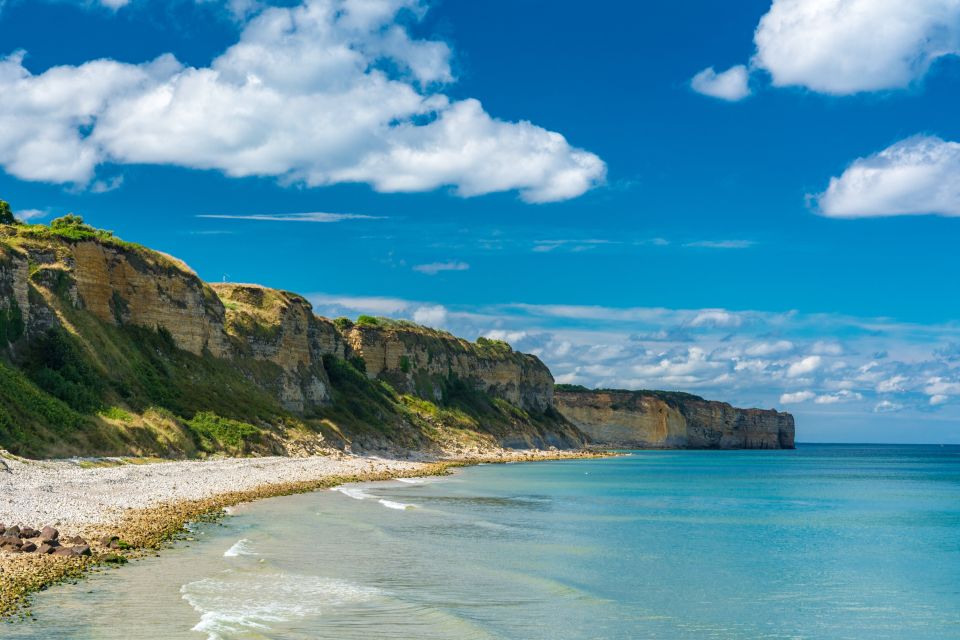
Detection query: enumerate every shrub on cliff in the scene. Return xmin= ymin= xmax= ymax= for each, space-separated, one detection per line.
xmin=0 ymin=200 xmax=15 ymax=225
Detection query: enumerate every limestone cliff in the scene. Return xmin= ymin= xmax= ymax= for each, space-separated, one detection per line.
xmin=555 ymin=387 xmax=795 ymax=449
xmin=0 ymin=220 xmax=583 ymax=457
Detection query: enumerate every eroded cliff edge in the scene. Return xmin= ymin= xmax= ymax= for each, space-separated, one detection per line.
xmin=0 ymin=220 xmax=582 ymax=458
xmin=555 ymin=387 xmax=795 ymax=449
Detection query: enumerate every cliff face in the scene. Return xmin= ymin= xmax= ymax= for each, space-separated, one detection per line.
xmin=344 ymin=325 xmax=554 ymax=413
xmin=555 ymin=389 xmax=795 ymax=449
xmin=0 ymin=224 xmax=582 ymax=456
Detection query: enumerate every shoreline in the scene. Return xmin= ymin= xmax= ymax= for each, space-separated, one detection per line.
xmin=0 ymin=449 xmax=603 ymax=619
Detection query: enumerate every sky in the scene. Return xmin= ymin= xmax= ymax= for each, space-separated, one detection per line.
xmin=1 ymin=0 xmax=959 ymax=444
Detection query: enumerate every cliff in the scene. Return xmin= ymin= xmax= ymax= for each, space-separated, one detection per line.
xmin=555 ymin=387 xmax=795 ymax=449
xmin=0 ymin=218 xmax=583 ymax=458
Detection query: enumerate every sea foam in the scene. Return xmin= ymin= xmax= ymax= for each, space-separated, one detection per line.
xmin=378 ymin=499 xmax=416 ymax=511
xmin=182 ymin=572 xmax=380 ymax=640
xmin=223 ymin=539 xmax=256 ymax=558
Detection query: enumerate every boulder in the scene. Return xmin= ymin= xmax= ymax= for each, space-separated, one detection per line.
xmin=0 ymin=535 xmax=22 ymax=547
xmin=20 ymin=541 xmax=37 ymax=553
xmin=51 ymin=547 xmax=77 ymax=557
xmin=40 ymin=526 xmax=59 ymax=541
xmin=65 ymin=535 xmax=87 ymax=545
xmin=5 ymin=525 xmax=20 ymax=537
xmin=37 ymin=543 xmax=56 ymax=555
xmin=74 ymin=545 xmax=92 ymax=557
xmin=0 ymin=523 xmax=6 ymax=535
xmin=100 ymin=535 xmax=119 ymax=547
xmin=19 ymin=527 xmax=40 ymax=538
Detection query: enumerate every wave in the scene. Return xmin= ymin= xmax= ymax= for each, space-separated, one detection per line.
xmin=379 ymin=499 xmax=416 ymax=511
xmin=331 ymin=486 xmax=374 ymax=500
xmin=223 ymin=539 xmax=256 ymax=558
xmin=181 ymin=572 xmax=380 ymax=640
xmin=396 ymin=477 xmax=431 ymax=484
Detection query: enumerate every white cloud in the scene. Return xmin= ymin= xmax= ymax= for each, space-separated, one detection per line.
xmin=930 ymin=394 xmax=949 ymax=405
xmin=814 ymin=390 xmax=863 ymax=404
xmin=412 ymin=304 xmax=448 ymax=327
xmin=875 ymin=400 xmax=905 ymax=413
xmin=309 ymin=293 xmax=413 ymax=316
xmin=0 ymin=0 xmax=605 ymax=202
xmin=689 ymin=309 xmax=743 ymax=328
xmin=412 ymin=261 xmax=470 ymax=275
xmin=14 ymin=208 xmax=47 ymax=221
xmin=780 ymin=390 xmax=816 ymax=404
xmin=198 ymin=212 xmax=380 ymax=223
xmin=876 ymin=375 xmax=908 ymax=393
xmin=744 ymin=340 xmax=794 ymax=357
xmin=753 ymin=0 xmax=960 ymax=95
xmin=683 ymin=239 xmax=756 ymax=249
xmin=787 ymin=355 xmax=822 ymax=377
xmin=817 ymin=136 xmax=960 ymax=218
xmin=690 ymin=65 xmax=750 ymax=101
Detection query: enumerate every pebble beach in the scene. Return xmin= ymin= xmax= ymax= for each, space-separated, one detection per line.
xmin=0 ymin=448 xmax=595 ymax=618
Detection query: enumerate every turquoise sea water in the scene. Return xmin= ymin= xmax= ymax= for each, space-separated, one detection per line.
xmin=6 ymin=444 xmax=960 ymax=639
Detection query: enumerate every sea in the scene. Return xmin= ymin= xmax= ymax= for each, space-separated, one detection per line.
xmin=5 ymin=444 xmax=960 ymax=639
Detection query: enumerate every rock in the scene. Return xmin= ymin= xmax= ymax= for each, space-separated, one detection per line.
xmin=101 ymin=554 xmax=127 ymax=564
xmin=0 ymin=535 xmax=22 ymax=549
xmin=0 ymin=523 xmax=6 ymax=535
xmin=555 ymin=388 xmax=796 ymax=450
xmin=52 ymin=547 xmax=78 ymax=557
xmin=20 ymin=541 xmax=37 ymax=553
xmin=37 ymin=543 xmax=56 ymax=555
xmin=65 ymin=535 xmax=87 ymax=545
xmin=5 ymin=525 xmax=20 ymax=537
xmin=74 ymin=545 xmax=92 ymax=556
xmin=19 ymin=526 xmax=40 ymax=538
xmin=100 ymin=535 xmax=119 ymax=547
xmin=40 ymin=526 xmax=59 ymax=541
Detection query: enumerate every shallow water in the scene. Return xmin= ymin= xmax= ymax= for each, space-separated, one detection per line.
xmin=6 ymin=444 xmax=960 ymax=639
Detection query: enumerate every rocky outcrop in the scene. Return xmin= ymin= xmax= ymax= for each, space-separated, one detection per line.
xmin=555 ymin=388 xmax=795 ymax=449
xmin=344 ymin=325 xmax=555 ymax=413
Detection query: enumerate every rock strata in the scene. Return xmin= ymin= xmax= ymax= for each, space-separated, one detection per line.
xmin=555 ymin=388 xmax=795 ymax=449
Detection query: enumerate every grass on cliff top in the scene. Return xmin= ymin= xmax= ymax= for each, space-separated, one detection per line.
xmin=555 ymin=383 xmax=706 ymax=404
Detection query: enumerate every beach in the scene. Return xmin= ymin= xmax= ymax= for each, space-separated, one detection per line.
xmin=0 ymin=448 xmax=595 ymax=618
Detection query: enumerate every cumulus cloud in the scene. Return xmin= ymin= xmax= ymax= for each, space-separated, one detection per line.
xmin=780 ymin=390 xmax=816 ymax=404
xmin=0 ymin=0 xmax=605 ymax=202
xmin=412 ymin=261 xmax=470 ymax=275
xmin=690 ymin=65 xmax=750 ymax=101
xmin=754 ymin=0 xmax=960 ymax=94
xmin=814 ymin=390 xmax=863 ymax=404
xmin=787 ymin=355 xmax=822 ymax=378
xmin=817 ymin=136 xmax=960 ymax=218
xmin=699 ymin=1 xmax=960 ymax=98
xmin=412 ymin=304 xmax=448 ymax=327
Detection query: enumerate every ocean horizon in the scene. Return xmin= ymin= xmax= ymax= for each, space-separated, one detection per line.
xmin=7 ymin=443 xmax=959 ymax=639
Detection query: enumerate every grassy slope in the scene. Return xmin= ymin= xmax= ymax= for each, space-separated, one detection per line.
xmin=0 ymin=225 xmax=573 ymax=459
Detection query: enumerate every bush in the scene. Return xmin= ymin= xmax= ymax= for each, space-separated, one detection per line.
xmin=186 ymin=411 xmax=260 ymax=452
xmin=333 ymin=317 xmax=354 ymax=331
xmin=356 ymin=315 xmax=380 ymax=327
xmin=0 ymin=200 xmax=15 ymax=225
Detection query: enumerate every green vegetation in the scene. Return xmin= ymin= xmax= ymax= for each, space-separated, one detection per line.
xmin=356 ymin=315 xmax=380 ymax=327
xmin=186 ymin=412 xmax=262 ymax=454
xmin=333 ymin=317 xmax=353 ymax=330
xmin=0 ymin=200 xmax=15 ymax=225
xmin=399 ymin=355 xmax=411 ymax=373
xmin=554 ymin=384 xmax=705 ymax=405
xmin=0 ymin=299 xmax=24 ymax=344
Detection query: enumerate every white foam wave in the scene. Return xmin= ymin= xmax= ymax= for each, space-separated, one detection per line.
xmin=332 ymin=486 xmax=374 ymax=500
xmin=181 ymin=572 xmax=380 ymax=640
xmin=396 ymin=477 xmax=429 ymax=484
xmin=379 ymin=499 xmax=416 ymax=511
xmin=223 ymin=539 xmax=256 ymax=558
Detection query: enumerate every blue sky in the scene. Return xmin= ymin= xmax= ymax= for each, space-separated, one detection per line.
xmin=1 ymin=0 xmax=959 ymax=443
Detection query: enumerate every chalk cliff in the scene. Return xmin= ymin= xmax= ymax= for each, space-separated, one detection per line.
xmin=555 ymin=387 xmax=795 ymax=449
